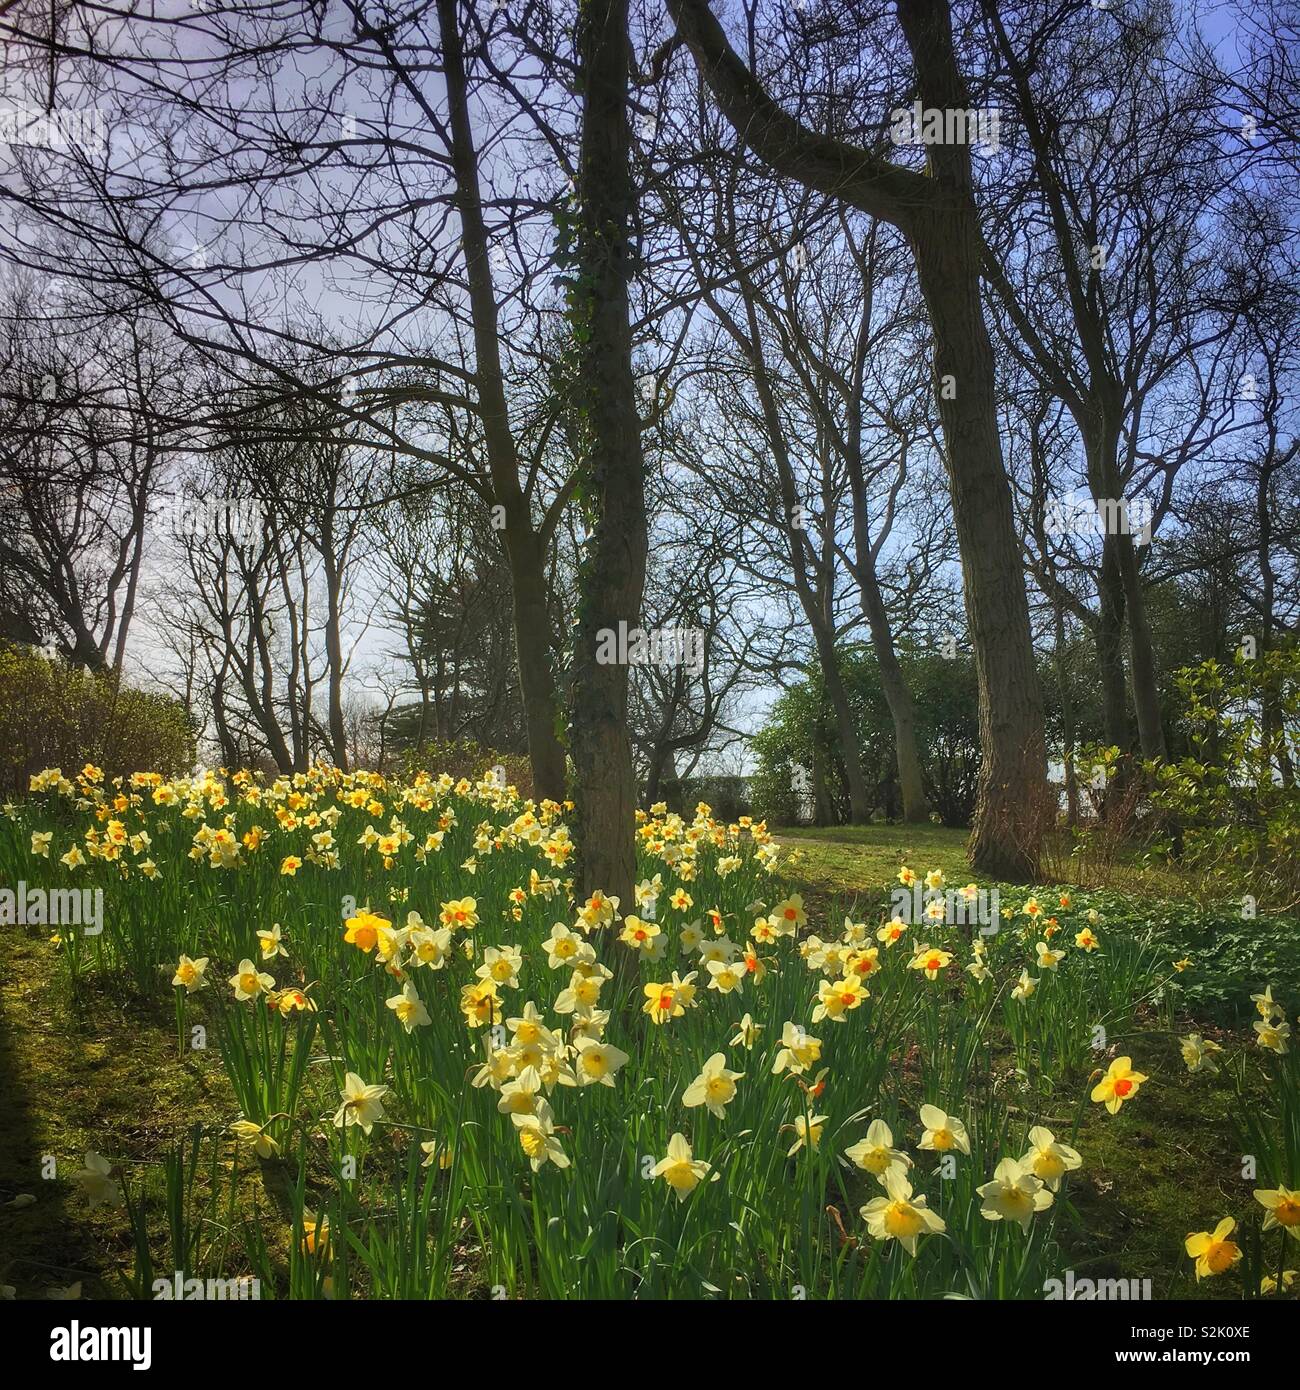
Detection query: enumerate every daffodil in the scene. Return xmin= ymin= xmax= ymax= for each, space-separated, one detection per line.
xmin=730 ymin=1012 xmax=762 ymax=1050
xmin=976 ymin=1156 xmax=1053 ymax=1229
xmin=229 ymin=958 xmax=274 ymax=1000
xmin=73 ymin=1151 xmax=123 ymax=1209
xmin=918 ymin=1104 xmax=970 ymax=1155
xmin=572 ymin=1036 xmax=630 ymax=1087
xmin=860 ymin=1171 xmax=945 ymax=1255
xmin=1255 ymin=1185 xmax=1300 ymax=1239
xmin=420 ymin=1139 xmax=454 ymax=1170
xmin=1255 ymin=1018 xmax=1291 ymax=1054
xmin=908 ymin=944 xmax=953 ymax=980
xmin=1251 ymin=985 xmax=1284 ymax=1021
xmin=1185 ymin=1217 xmax=1242 ymax=1280
xmin=812 ymin=975 xmax=868 ymax=1024
xmin=477 ymin=944 xmax=524 ymax=989
xmin=706 ymin=958 xmax=745 ymax=994
xmin=230 ymin=1119 xmax=279 ymax=1158
xmin=1035 ymin=940 xmax=1065 ymax=970
xmin=845 ymin=1119 xmax=912 ymax=1185
xmin=498 ymin=1066 xmax=544 ymax=1115
xmin=256 ymin=923 xmax=287 ymax=960
xmin=770 ymin=895 xmax=806 ymax=932
xmin=682 ymin=1052 xmax=744 ymax=1117
xmin=1090 ymin=1056 xmax=1147 ymax=1113
xmin=385 ymin=980 xmax=431 ymax=1033
xmin=171 ymin=954 xmax=209 ymax=993
xmin=787 ymin=1112 xmax=828 ymax=1156
xmin=1011 ymin=969 xmax=1038 ymax=1002
xmin=333 ymin=1071 xmax=388 ymax=1134
xmin=619 ymin=915 xmax=661 ymax=952
xmin=650 ymin=1133 xmax=712 ymax=1201
xmin=1179 ymin=1034 xmax=1223 ymax=1075
xmin=541 ymin=922 xmax=584 ymax=968
xmin=460 ymin=980 xmax=501 ymax=1028
xmin=343 ymin=908 xmax=389 ymax=953
xmin=1019 ymin=1126 xmax=1081 ymax=1190
xmin=877 ymin=916 xmax=908 ymax=946
xmin=771 ymin=1021 xmax=822 ymax=1076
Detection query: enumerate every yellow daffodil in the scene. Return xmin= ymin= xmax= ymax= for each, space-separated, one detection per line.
xmin=1255 ymin=1185 xmax=1300 ymax=1239
xmin=650 ymin=1132 xmax=712 ymax=1201
xmin=1185 ymin=1217 xmax=1242 ymax=1279
xmin=918 ymin=1104 xmax=971 ymax=1155
xmin=385 ymin=980 xmax=431 ymax=1033
xmin=1019 ymin=1126 xmax=1081 ymax=1190
xmin=977 ymin=1157 xmax=1054 ymax=1229
xmin=682 ymin=1052 xmax=744 ymax=1117
xmin=845 ymin=1119 xmax=912 ymax=1185
xmin=772 ymin=1021 xmax=822 ymax=1076
xmin=229 ymin=958 xmax=274 ymax=1000
xmin=1091 ymin=1056 xmax=1148 ymax=1113
xmin=230 ymin=1119 xmax=279 ymax=1158
xmin=1255 ymin=1018 xmax=1291 ymax=1054
xmin=1179 ymin=1034 xmax=1223 ymax=1075
xmin=908 ymin=944 xmax=953 ymax=980
xmin=333 ymin=1071 xmax=388 ymax=1134
xmin=573 ymin=1036 xmax=630 ymax=1087
xmin=171 ymin=954 xmax=209 ymax=993
xmin=860 ymin=1171 xmax=945 ymax=1255
xmin=730 ymin=1012 xmax=762 ymax=1049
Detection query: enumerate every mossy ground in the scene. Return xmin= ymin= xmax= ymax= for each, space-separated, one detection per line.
xmin=0 ymin=931 xmax=238 ymax=1298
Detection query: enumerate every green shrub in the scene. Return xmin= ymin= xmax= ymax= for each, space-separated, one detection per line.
xmin=393 ymin=737 xmax=535 ymax=801
xmin=0 ymin=642 xmax=197 ymax=794
xmin=1146 ymin=647 xmax=1300 ymax=908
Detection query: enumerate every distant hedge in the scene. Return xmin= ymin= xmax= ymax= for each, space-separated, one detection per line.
xmin=394 ymin=738 xmax=536 ymax=801
xmin=0 ymin=642 xmax=197 ymax=795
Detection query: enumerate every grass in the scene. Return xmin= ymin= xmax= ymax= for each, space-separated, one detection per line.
xmin=775 ymin=824 xmax=973 ymax=896
xmin=775 ymin=821 xmax=1207 ymax=903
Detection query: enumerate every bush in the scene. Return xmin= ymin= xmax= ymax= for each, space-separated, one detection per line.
xmin=393 ymin=737 xmax=535 ymax=801
xmin=0 ymin=642 xmax=197 ymax=794
xmin=1146 ymin=648 xmax=1300 ymax=908
xmin=749 ymin=646 xmax=980 ymax=826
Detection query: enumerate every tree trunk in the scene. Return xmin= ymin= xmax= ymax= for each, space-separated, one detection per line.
xmin=437 ymin=0 xmax=567 ymax=801
xmin=1053 ymin=598 xmax=1079 ymax=827
xmin=568 ymin=0 xmax=647 ymax=906
xmin=1084 ymin=421 xmax=1165 ymax=760
xmin=895 ymin=0 xmax=1048 ymax=879
xmin=858 ymin=564 xmax=929 ymax=821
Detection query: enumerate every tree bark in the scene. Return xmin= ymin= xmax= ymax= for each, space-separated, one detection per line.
xmin=436 ymin=0 xmax=567 ymax=801
xmin=854 ymin=541 xmax=929 ymax=822
xmin=568 ymin=0 xmax=648 ymax=906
